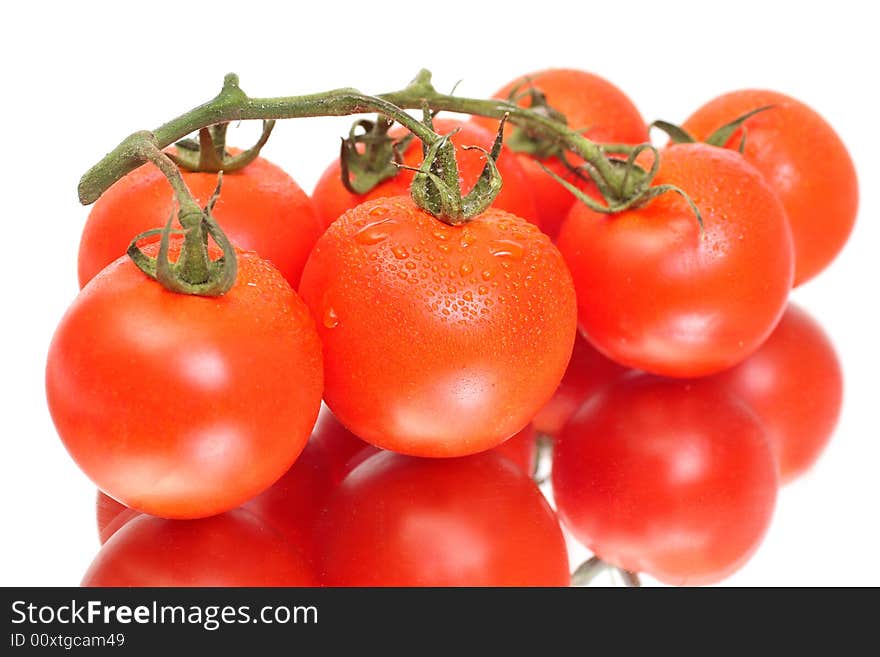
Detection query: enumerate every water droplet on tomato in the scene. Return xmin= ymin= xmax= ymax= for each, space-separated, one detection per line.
xmin=392 ymin=246 xmax=409 ymax=260
xmin=323 ymin=306 xmax=339 ymax=329
xmin=459 ymin=262 xmax=473 ymax=276
xmin=462 ymin=291 xmax=473 ymax=302
xmin=488 ymin=239 xmax=525 ymax=259
xmin=354 ymin=218 xmax=396 ymax=245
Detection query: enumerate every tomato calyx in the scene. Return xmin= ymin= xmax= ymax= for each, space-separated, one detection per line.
xmin=125 ymin=145 xmax=238 ymax=297
xmin=401 ymin=111 xmax=507 ymax=225
xmin=651 ymin=105 xmax=775 ymax=153
xmin=339 ymin=117 xmax=411 ymax=194
xmin=571 ymin=556 xmax=641 ymax=587
xmin=168 ymin=119 xmax=276 ymax=173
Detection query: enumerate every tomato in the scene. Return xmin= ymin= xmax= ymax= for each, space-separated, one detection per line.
xmin=711 ymin=304 xmax=842 ymax=483
xmin=311 ymin=119 xmax=538 ymax=228
xmin=531 ymin=333 xmax=629 ymax=438
xmin=316 ymin=451 xmax=570 ymax=586
xmin=682 ymin=90 xmax=858 ymax=286
xmin=474 ymin=68 xmax=648 ymax=239
xmin=77 ymin=152 xmax=324 ymax=288
xmin=298 ymin=196 xmax=577 ymax=457
xmin=558 ymin=143 xmax=794 ymax=377
xmin=83 ymin=509 xmax=316 ymax=586
xmin=46 ymin=241 xmax=323 ymax=518
xmin=553 ymin=376 xmax=778 ymax=586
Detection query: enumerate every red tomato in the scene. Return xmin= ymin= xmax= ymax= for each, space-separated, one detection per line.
xmin=531 ymin=333 xmax=629 ymax=438
xmin=474 ymin=68 xmax=648 ymax=239
xmin=316 ymin=451 xmax=570 ymax=586
xmin=558 ymin=143 xmax=794 ymax=377
xmin=83 ymin=510 xmax=316 ymax=586
xmin=298 ymin=196 xmax=577 ymax=457
xmin=682 ymin=90 xmax=858 ymax=285
xmin=78 ymin=153 xmax=324 ymax=288
xmin=553 ymin=376 xmax=778 ymax=586
xmin=311 ymin=119 xmax=538 ymax=228
xmin=47 ymin=241 xmax=323 ymax=518
xmin=711 ymin=304 xmax=843 ymax=483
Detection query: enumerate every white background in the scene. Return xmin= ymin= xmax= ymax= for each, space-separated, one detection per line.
xmin=2 ymin=0 xmax=877 ymax=586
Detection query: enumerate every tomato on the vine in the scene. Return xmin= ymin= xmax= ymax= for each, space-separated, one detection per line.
xmin=553 ymin=376 xmax=778 ymax=586
xmin=711 ymin=304 xmax=843 ymax=483
xmin=47 ymin=241 xmax=323 ymax=518
xmin=78 ymin=153 xmax=323 ymax=288
xmin=682 ymin=90 xmax=858 ymax=285
xmin=83 ymin=510 xmax=316 ymax=587
xmin=316 ymin=451 xmax=570 ymax=586
xmin=298 ymin=196 xmax=577 ymax=457
xmin=558 ymin=142 xmax=794 ymax=377
xmin=311 ymin=119 xmax=539 ymax=229
xmin=474 ymin=68 xmax=648 ymax=239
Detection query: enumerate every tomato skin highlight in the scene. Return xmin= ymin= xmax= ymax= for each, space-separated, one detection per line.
xmin=710 ymin=304 xmax=843 ymax=483
xmin=553 ymin=376 xmax=778 ymax=586
xmin=83 ymin=510 xmax=316 ymax=587
xmin=47 ymin=243 xmax=324 ymax=519
xmin=298 ymin=196 xmax=577 ymax=457
xmin=311 ymin=119 xmax=539 ymax=229
xmin=558 ymin=142 xmax=794 ymax=377
xmin=316 ymin=451 xmax=570 ymax=586
xmin=474 ymin=68 xmax=649 ymax=239
xmin=682 ymin=89 xmax=858 ymax=286
xmin=77 ymin=154 xmax=324 ymax=288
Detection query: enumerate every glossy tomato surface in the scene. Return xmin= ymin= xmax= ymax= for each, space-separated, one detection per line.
xmin=298 ymin=196 xmax=577 ymax=456
xmin=312 ymin=119 xmax=538 ymax=228
xmin=83 ymin=510 xmax=316 ymax=586
xmin=474 ymin=68 xmax=648 ymax=239
xmin=553 ymin=376 xmax=778 ymax=585
xmin=47 ymin=242 xmax=323 ymax=518
xmin=712 ymin=304 xmax=843 ymax=483
xmin=558 ymin=142 xmax=794 ymax=377
xmin=683 ymin=90 xmax=858 ymax=285
xmin=78 ymin=154 xmax=323 ymax=288
xmin=316 ymin=451 xmax=570 ymax=586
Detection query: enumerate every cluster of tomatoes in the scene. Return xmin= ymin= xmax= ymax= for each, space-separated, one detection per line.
xmin=47 ymin=68 xmax=856 ymax=586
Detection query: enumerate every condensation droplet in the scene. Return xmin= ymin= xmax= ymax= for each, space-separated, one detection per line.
xmin=481 ymin=269 xmax=494 ymax=280
xmin=355 ymin=217 xmax=396 ymax=245
xmin=459 ymin=262 xmax=473 ymax=276
xmin=488 ymin=239 xmax=525 ymax=259
xmin=323 ymin=306 xmax=339 ymax=329
xmin=392 ymin=246 xmax=409 ymax=260
xmin=463 ymin=291 xmax=473 ymax=302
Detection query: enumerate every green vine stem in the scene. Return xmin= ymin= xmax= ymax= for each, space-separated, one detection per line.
xmin=78 ymin=70 xmax=654 ymax=216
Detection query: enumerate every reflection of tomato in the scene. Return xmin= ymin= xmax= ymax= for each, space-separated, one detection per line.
xmin=553 ymin=376 xmax=777 ymax=586
xmin=532 ymin=334 xmax=629 ymax=438
xmin=307 ymin=406 xmax=373 ymax=485
xmin=491 ymin=424 xmax=537 ymax=476
xmin=78 ymin=153 xmax=323 ymax=288
xmin=83 ymin=510 xmax=316 ymax=586
xmin=299 ymin=196 xmax=577 ymax=457
xmin=474 ymin=69 xmax=648 ymax=239
xmin=47 ymin=241 xmax=324 ymax=518
xmin=712 ymin=304 xmax=842 ymax=483
xmin=312 ymin=119 xmax=538 ymax=228
xmin=316 ymin=451 xmax=570 ymax=586
xmin=558 ymin=143 xmax=794 ymax=377
xmin=96 ymin=492 xmax=139 ymax=545
xmin=682 ymin=90 xmax=858 ymax=285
